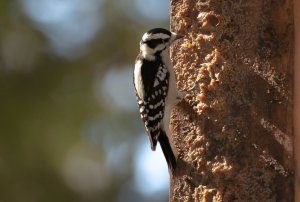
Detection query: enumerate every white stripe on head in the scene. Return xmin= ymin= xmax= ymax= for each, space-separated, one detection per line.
xmin=142 ymin=33 xmax=170 ymax=41
xmin=140 ymin=44 xmax=156 ymax=60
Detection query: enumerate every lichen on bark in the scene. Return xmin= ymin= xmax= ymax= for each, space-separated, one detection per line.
xmin=170 ymin=0 xmax=294 ymax=201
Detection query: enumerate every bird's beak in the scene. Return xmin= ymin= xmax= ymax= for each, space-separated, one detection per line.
xmin=171 ymin=32 xmax=184 ymax=42
xmin=174 ymin=34 xmax=184 ymax=40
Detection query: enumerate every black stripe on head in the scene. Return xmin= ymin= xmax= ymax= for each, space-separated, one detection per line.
xmin=144 ymin=39 xmax=168 ymax=49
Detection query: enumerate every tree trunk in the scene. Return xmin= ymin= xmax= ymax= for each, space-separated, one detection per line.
xmin=294 ymin=0 xmax=300 ymax=201
xmin=170 ymin=0 xmax=294 ymax=201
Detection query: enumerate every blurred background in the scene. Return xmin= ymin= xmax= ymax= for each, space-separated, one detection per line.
xmin=0 ymin=0 xmax=170 ymax=201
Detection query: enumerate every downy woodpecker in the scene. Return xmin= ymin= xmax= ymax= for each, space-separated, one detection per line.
xmin=133 ymin=28 xmax=184 ymax=172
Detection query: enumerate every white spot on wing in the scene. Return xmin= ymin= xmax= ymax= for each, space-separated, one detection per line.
xmin=154 ymin=79 xmax=159 ymax=87
xmin=157 ymin=72 xmax=166 ymax=81
xmin=139 ymin=106 xmax=145 ymax=113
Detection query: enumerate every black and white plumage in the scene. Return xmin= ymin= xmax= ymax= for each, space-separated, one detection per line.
xmin=133 ymin=28 xmax=184 ymax=172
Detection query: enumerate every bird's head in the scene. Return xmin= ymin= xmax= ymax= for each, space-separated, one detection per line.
xmin=139 ymin=28 xmax=183 ymax=60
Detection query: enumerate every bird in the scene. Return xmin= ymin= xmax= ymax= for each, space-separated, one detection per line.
xmin=133 ymin=28 xmax=184 ymax=172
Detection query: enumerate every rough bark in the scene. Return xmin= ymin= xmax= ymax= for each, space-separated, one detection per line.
xmin=294 ymin=0 xmax=300 ymax=200
xmin=170 ymin=0 xmax=294 ymax=201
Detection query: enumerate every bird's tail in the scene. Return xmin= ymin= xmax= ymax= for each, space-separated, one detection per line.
xmin=158 ymin=130 xmax=177 ymax=172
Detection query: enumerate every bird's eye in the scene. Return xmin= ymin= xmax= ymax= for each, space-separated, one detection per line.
xmin=145 ymin=38 xmax=169 ymax=49
xmin=162 ymin=39 xmax=169 ymax=43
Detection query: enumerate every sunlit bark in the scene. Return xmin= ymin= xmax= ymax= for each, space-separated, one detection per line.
xmin=170 ymin=0 xmax=294 ymax=201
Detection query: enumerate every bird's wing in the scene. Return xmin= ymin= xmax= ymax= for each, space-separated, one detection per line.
xmin=134 ymin=61 xmax=170 ymax=150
